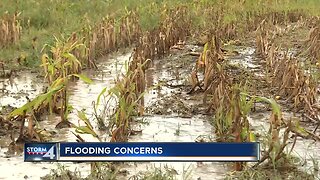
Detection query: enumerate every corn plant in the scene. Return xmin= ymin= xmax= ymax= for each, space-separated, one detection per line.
xmin=7 ymin=72 xmax=92 ymax=141
xmin=206 ymin=79 xmax=285 ymax=171
xmin=92 ymin=87 xmax=109 ymax=130
xmin=118 ymin=9 xmax=141 ymax=47
xmin=75 ymin=109 xmax=101 ymax=142
xmin=189 ymin=36 xmax=226 ymax=107
xmin=73 ymin=109 xmax=108 ymax=175
xmin=107 ymin=60 xmax=150 ymax=142
xmin=40 ymin=35 xmax=93 ymax=127
xmin=253 ymin=97 xmax=291 ymax=169
xmin=41 ymin=35 xmax=85 ymax=84
xmin=238 ymin=93 xmax=315 ymax=169
xmin=7 ymin=80 xmax=64 ymax=142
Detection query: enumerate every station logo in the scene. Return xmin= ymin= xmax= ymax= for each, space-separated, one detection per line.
xmin=24 ymin=143 xmax=57 ymax=161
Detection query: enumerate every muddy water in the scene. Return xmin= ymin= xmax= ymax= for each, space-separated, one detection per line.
xmin=127 ymin=115 xmax=228 ymax=180
xmin=0 ymin=46 xmax=319 ymax=180
xmin=0 ymin=72 xmax=46 ymax=109
xmin=227 ymin=46 xmax=259 ymax=69
xmin=0 ymin=49 xmax=225 ymax=180
xmin=0 ymin=74 xmax=93 ymax=179
xmin=0 ymin=53 xmax=131 ymax=179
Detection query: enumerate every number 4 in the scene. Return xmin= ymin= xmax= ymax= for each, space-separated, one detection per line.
xmin=43 ymin=146 xmax=56 ymax=160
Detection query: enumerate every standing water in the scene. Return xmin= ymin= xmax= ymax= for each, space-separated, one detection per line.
xmin=0 ymin=45 xmax=319 ymax=179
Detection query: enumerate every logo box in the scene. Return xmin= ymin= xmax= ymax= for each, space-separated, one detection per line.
xmin=24 ymin=143 xmax=58 ymax=162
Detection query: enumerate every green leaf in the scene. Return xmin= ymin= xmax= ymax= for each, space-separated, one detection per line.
xmin=71 ymin=74 xmax=94 ymax=84
xmin=202 ymin=42 xmax=209 ymax=62
xmin=50 ymin=78 xmax=66 ymax=89
xmin=203 ymin=42 xmax=209 ymax=53
xmin=62 ymin=52 xmax=82 ymax=67
xmin=256 ymin=97 xmax=281 ymax=117
xmin=75 ymin=126 xmax=98 ymax=138
xmin=8 ymin=101 xmax=33 ymax=117
xmin=96 ymin=87 xmax=107 ymax=109
xmin=33 ymin=94 xmax=49 ymax=110
xmin=241 ymin=94 xmax=255 ymax=116
xmin=108 ymin=86 xmax=120 ymax=98
xmin=77 ymin=110 xmax=93 ymax=130
xmin=294 ymin=120 xmax=308 ymax=135
xmin=8 ymin=84 xmax=64 ymax=118
xmin=240 ymin=128 xmax=248 ymax=140
xmin=48 ymin=64 xmax=54 ymax=75
xmin=249 ymin=132 xmax=256 ymax=142
xmin=241 ymin=93 xmax=282 ymax=117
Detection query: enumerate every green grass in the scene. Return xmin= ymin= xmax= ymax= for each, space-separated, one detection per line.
xmin=225 ymin=163 xmax=317 ymax=180
xmin=225 ymin=152 xmax=318 ymax=180
xmin=0 ymin=0 xmax=319 ymax=69
xmin=130 ymin=165 xmax=178 ymax=180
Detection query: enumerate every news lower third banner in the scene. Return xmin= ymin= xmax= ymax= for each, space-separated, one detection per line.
xmin=24 ymin=142 xmax=260 ymax=162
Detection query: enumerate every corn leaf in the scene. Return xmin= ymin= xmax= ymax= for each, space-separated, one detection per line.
xmin=71 ymin=74 xmax=93 ymax=84
xmin=96 ymin=87 xmax=107 ymax=109
xmin=77 ymin=110 xmax=93 ymax=130
xmin=8 ymin=84 xmax=64 ymax=118
xmin=63 ymin=52 xmax=82 ymax=67
xmin=75 ymin=126 xmax=98 ymax=138
xmin=249 ymin=132 xmax=256 ymax=142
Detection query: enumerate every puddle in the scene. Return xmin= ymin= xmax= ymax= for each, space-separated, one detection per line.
xmin=227 ymin=47 xmax=261 ymax=69
xmin=125 ymin=115 xmax=228 ymax=180
xmin=130 ymin=115 xmax=213 ymax=142
xmin=0 ymin=73 xmax=46 ymax=109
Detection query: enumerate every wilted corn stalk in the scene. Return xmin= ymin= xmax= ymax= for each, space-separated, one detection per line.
xmin=252 ymin=96 xmax=314 ymax=169
xmin=191 ymin=36 xmax=240 ymax=140
xmin=305 ymin=25 xmax=320 ymax=63
xmin=119 ymin=10 xmax=141 ymax=47
xmin=255 ymin=20 xmax=272 ymax=58
xmin=210 ymin=84 xmax=260 ymax=171
xmin=263 ymin=40 xmax=319 ymax=133
xmin=190 ymin=35 xmax=225 ymax=107
xmin=268 ymin=50 xmax=317 ymax=115
xmin=132 ymin=5 xmax=191 ymax=62
xmin=84 ymin=10 xmax=141 ymax=66
xmin=69 ymin=31 xmax=96 ymax=69
xmin=0 ymin=12 xmax=21 ymax=48
xmin=86 ymin=16 xmax=116 ymax=61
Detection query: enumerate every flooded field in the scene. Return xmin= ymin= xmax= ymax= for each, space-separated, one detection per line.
xmin=0 ymin=1 xmax=320 ymax=180
xmin=1 ymin=42 xmax=319 ymax=179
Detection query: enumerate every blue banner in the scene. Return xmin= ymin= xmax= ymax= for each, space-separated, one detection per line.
xmin=25 ymin=142 xmax=260 ymax=162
